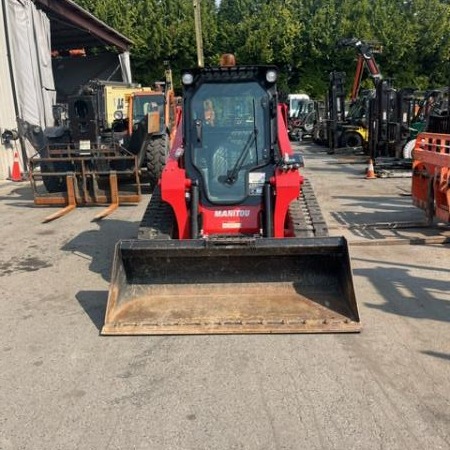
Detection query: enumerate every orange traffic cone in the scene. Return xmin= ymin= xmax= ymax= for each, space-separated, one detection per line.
xmin=10 ymin=150 xmax=23 ymax=182
xmin=366 ymin=158 xmax=376 ymax=179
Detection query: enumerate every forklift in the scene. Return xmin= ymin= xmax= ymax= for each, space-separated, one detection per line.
xmin=325 ymin=39 xmax=382 ymax=154
xmin=367 ymin=80 xmax=416 ymax=177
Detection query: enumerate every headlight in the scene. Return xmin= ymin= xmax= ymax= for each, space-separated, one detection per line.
xmin=114 ymin=110 xmax=123 ymax=120
xmin=266 ymin=70 xmax=277 ymax=83
xmin=182 ymin=72 xmax=194 ymax=85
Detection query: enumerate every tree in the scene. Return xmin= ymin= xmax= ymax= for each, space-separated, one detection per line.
xmin=73 ymin=0 xmax=450 ymax=95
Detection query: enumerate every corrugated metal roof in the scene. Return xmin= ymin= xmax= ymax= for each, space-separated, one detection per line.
xmin=34 ymin=0 xmax=132 ymax=52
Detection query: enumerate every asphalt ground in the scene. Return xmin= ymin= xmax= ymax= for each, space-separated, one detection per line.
xmin=0 ymin=140 xmax=449 ymax=450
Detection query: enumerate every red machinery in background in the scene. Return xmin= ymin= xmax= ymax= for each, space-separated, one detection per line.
xmin=412 ymin=133 xmax=450 ymax=223
xmin=412 ymin=90 xmax=450 ymax=223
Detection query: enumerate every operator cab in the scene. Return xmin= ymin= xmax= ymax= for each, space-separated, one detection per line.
xmin=182 ymin=65 xmax=279 ymax=206
xmin=132 ymin=93 xmax=165 ymax=126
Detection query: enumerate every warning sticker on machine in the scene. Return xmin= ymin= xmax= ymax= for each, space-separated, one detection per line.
xmin=79 ymin=140 xmax=91 ymax=151
xmin=248 ymin=172 xmax=266 ymax=196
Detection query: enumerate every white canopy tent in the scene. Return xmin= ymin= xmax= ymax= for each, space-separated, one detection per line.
xmin=0 ymin=0 xmax=17 ymax=179
xmin=8 ymin=0 xmax=56 ymax=130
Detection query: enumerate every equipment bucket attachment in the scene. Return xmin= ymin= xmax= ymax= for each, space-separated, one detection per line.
xmin=102 ymin=237 xmax=360 ymax=335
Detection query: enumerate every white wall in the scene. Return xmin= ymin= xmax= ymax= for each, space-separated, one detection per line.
xmin=0 ymin=0 xmax=20 ymax=180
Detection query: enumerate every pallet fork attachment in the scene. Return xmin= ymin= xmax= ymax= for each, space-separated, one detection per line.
xmin=29 ymin=146 xmax=141 ymax=222
xmin=41 ymin=174 xmax=77 ymax=223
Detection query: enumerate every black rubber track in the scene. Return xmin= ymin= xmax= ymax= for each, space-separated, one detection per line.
xmin=138 ymin=185 xmax=174 ymax=240
xmin=289 ymin=178 xmax=329 ymax=237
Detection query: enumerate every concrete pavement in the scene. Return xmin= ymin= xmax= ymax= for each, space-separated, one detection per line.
xmin=0 ymin=141 xmax=449 ymax=450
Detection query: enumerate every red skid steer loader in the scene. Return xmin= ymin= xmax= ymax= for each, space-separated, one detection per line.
xmin=102 ymin=58 xmax=360 ymax=335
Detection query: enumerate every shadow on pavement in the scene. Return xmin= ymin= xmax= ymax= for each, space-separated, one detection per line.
xmin=354 ymin=259 xmax=450 ymax=323
xmin=329 ymin=194 xmax=429 ymax=240
xmin=67 ymin=218 xmax=141 ymax=331
xmin=76 ymin=290 xmax=108 ymax=331
xmin=421 ymin=351 xmax=450 ymax=361
xmin=0 ymin=184 xmax=35 ymax=205
xmin=61 ymin=218 xmax=139 ymax=281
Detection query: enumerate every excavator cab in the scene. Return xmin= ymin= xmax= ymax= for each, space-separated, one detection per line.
xmin=102 ymin=61 xmax=360 ymax=335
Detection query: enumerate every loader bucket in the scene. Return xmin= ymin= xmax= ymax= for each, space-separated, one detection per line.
xmin=102 ymin=237 xmax=360 ymax=335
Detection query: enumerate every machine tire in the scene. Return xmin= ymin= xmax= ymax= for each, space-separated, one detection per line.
xmin=343 ymin=132 xmax=363 ymax=148
xmin=303 ymin=123 xmax=314 ymax=134
xmin=426 ymin=177 xmax=435 ymax=226
xmin=146 ymin=133 xmax=169 ymax=188
xmin=313 ymin=127 xmax=327 ymax=145
xmin=403 ymin=139 xmax=416 ymax=159
xmin=40 ymin=160 xmax=74 ymax=193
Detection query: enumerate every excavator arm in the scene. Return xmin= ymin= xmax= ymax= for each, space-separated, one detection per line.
xmin=339 ymin=38 xmax=382 ymax=103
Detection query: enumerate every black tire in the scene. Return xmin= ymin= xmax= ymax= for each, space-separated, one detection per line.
xmin=343 ymin=132 xmax=363 ymax=148
xmin=426 ymin=177 xmax=435 ymax=226
xmin=146 ymin=133 xmax=169 ymax=188
xmin=313 ymin=126 xmax=327 ymax=145
xmin=303 ymin=122 xmax=314 ymax=134
xmin=40 ymin=160 xmax=74 ymax=193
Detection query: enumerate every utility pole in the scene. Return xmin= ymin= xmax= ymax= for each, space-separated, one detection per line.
xmin=193 ymin=0 xmax=204 ymax=68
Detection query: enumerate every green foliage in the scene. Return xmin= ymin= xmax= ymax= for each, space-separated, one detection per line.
xmin=74 ymin=0 xmax=450 ymax=96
